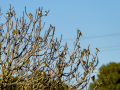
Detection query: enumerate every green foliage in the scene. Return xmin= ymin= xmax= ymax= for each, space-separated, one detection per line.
xmin=89 ymin=62 xmax=120 ymax=90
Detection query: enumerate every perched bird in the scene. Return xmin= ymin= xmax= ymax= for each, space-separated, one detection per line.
xmin=72 ymin=74 xmax=75 ymax=78
xmin=50 ymin=24 xmax=53 ymax=28
xmin=12 ymin=30 xmax=16 ymax=35
xmin=97 ymin=81 xmax=101 ymax=86
xmin=39 ymin=37 xmax=43 ymax=42
xmin=89 ymin=62 xmax=93 ymax=66
xmin=77 ymin=45 xmax=81 ymax=48
xmin=37 ymin=45 xmax=39 ymax=48
xmin=10 ymin=12 xmax=13 ymax=17
xmin=25 ymin=59 xmax=29 ymax=64
xmin=56 ymin=63 xmax=60 ymax=68
xmin=6 ymin=13 xmax=10 ymax=17
xmin=85 ymin=81 xmax=87 ymax=85
xmin=53 ymin=26 xmax=55 ymax=31
xmin=45 ymin=11 xmax=47 ymax=15
xmin=39 ymin=10 xmax=42 ymax=14
xmin=81 ymin=51 xmax=84 ymax=56
xmin=18 ymin=30 xmax=20 ymax=34
xmin=29 ymin=13 xmax=33 ymax=18
xmin=96 ymin=48 xmax=100 ymax=52
xmin=78 ymin=30 xmax=82 ymax=37
xmin=19 ymin=37 xmax=22 ymax=42
xmin=74 ymin=52 xmax=77 ymax=57
xmin=63 ymin=46 xmax=66 ymax=50
xmin=82 ymin=60 xmax=86 ymax=65
xmin=91 ymin=75 xmax=95 ymax=81
xmin=44 ymin=62 xmax=47 ymax=66
xmin=92 ymin=58 xmax=95 ymax=62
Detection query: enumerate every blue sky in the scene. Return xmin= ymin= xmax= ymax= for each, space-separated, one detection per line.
xmin=0 ymin=0 xmax=120 ymax=88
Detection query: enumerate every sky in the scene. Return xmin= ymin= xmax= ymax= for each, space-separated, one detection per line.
xmin=0 ymin=0 xmax=120 ymax=89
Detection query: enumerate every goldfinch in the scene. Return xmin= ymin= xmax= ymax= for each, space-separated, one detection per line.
xmin=12 ymin=30 xmax=16 ymax=35
xmin=85 ymin=81 xmax=87 ymax=85
xmin=77 ymin=45 xmax=81 ymax=48
xmin=39 ymin=37 xmax=43 ymax=42
xmin=45 ymin=11 xmax=47 ymax=15
xmin=78 ymin=30 xmax=82 ymax=37
xmin=39 ymin=10 xmax=42 ymax=14
xmin=29 ymin=13 xmax=33 ymax=18
xmin=92 ymin=58 xmax=95 ymax=62
xmin=96 ymin=48 xmax=100 ymax=52
xmin=89 ymin=62 xmax=92 ymax=66
xmin=53 ymin=26 xmax=55 ymax=31
xmin=44 ymin=62 xmax=47 ymax=66
xmin=50 ymin=24 xmax=53 ymax=28
xmin=6 ymin=13 xmax=10 ymax=17
xmin=81 ymin=51 xmax=84 ymax=56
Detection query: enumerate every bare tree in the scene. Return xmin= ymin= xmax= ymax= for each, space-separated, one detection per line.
xmin=0 ymin=4 xmax=102 ymax=90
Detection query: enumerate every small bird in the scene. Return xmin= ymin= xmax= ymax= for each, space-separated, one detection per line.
xmin=6 ymin=13 xmax=10 ymax=17
xmin=81 ymin=51 xmax=84 ymax=56
xmin=12 ymin=30 xmax=16 ymax=35
xmin=39 ymin=37 xmax=43 ymax=42
xmin=44 ymin=62 xmax=47 ymax=66
xmin=97 ymin=81 xmax=101 ymax=86
xmin=25 ymin=59 xmax=29 ymax=64
xmin=78 ymin=30 xmax=82 ymax=37
xmin=77 ymin=45 xmax=81 ymax=48
xmin=45 ymin=11 xmax=47 ymax=15
xmin=10 ymin=12 xmax=13 ymax=17
xmin=18 ymin=30 xmax=20 ymax=34
xmin=29 ymin=13 xmax=33 ymax=18
xmin=92 ymin=58 xmax=95 ymax=62
xmin=50 ymin=24 xmax=53 ymax=28
xmin=53 ymin=26 xmax=55 ymax=31
xmin=19 ymin=37 xmax=22 ymax=42
xmin=85 ymin=81 xmax=87 ymax=85
xmin=56 ymin=63 xmax=60 ymax=68
xmin=89 ymin=62 xmax=92 ymax=66
xmin=91 ymin=75 xmax=95 ymax=81
xmin=82 ymin=60 xmax=86 ymax=65
xmin=39 ymin=10 xmax=42 ymax=14
xmin=96 ymin=48 xmax=100 ymax=52
xmin=72 ymin=74 xmax=75 ymax=78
